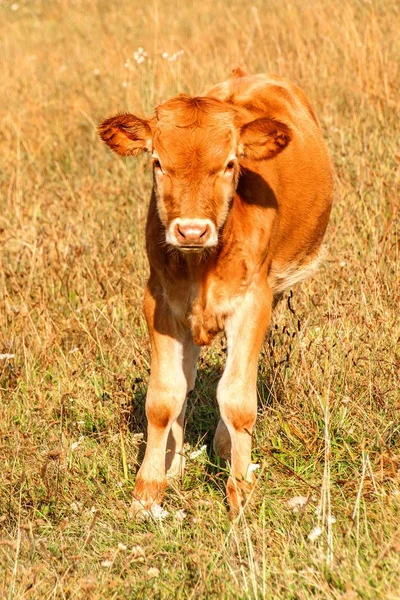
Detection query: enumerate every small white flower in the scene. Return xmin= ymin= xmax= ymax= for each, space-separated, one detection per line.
xmin=131 ymin=545 xmax=145 ymax=559
xmin=93 ymin=68 xmax=100 ymax=76
xmin=133 ymin=47 xmax=148 ymax=63
xmin=327 ymin=515 xmax=336 ymax=525
xmin=121 ymin=81 xmax=128 ymax=88
xmin=247 ymin=463 xmax=260 ymax=473
xmin=101 ymin=559 xmax=113 ymax=568
xmin=166 ymin=50 xmax=184 ymax=62
xmin=118 ymin=542 xmax=127 ymax=551
xmin=137 ymin=503 xmax=169 ymax=520
xmin=287 ymin=496 xmax=308 ymax=512
xmin=175 ymin=509 xmax=187 ymax=521
xmin=308 ymin=526 xmax=322 ymax=542
xmin=70 ymin=501 xmax=82 ymax=513
xmin=150 ymin=504 xmax=169 ymax=519
xmin=190 ymin=444 xmax=207 ymax=459
xmin=71 ymin=436 xmax=84 ymax=451
xmin=11 ymin=3 xmax=19 ymax=11
xmin=340 ymin=261 xmax=346 ymax=267
xmin=147 ymin=567 xmax=160 ymax=578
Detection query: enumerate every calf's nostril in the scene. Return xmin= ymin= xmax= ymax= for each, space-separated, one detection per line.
xmin=177 ymin=226 xmax=186 ymax=239
xmin=199 ymin=226 xmax=209 ymax=239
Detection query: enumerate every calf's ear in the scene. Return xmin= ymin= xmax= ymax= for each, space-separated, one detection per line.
xmin=239 ymin=117 xmax=292 ymax=160
xmin=98 ymin=114 xmax=152 ymax=156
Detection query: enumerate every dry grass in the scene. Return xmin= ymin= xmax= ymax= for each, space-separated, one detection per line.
xmin=1 ymin=0 xmax=399 ymax=598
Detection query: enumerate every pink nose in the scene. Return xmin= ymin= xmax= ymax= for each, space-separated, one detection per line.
xmin=174 ymin=221 xmax=211 ymax=246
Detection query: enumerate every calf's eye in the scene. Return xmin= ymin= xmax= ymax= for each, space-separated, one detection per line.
xmin=153 ymin=159 xmax=162 ymax=170
xmin=226 ymin=161 xmax=235 ymax=171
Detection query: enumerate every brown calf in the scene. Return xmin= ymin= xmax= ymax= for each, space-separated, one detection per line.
xmin=99 ymin=69 xmax=333 ymax=516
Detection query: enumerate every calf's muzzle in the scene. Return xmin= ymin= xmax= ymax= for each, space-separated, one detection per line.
xmin=167 ymin=218 xmax=218 ymax=250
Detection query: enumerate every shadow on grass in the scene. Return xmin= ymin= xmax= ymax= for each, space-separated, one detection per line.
xmin=127 ymin=353 xmax=285 ymax=491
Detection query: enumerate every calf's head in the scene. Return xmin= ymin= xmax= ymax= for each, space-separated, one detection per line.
xmin=99 ymin=95 xmax=291 ymax=252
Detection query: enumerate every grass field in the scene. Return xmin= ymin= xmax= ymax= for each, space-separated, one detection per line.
xmin=1 ymin=0 xmax=399 ymax=597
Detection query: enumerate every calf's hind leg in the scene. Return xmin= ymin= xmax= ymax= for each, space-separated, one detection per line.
xmin=213 ymin=419 xmax=231 ymax=460
xmin=166 ymin=335 xmax=200 ymax=479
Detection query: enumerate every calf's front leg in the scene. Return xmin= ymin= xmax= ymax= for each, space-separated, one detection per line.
xmin=216 ymin=281 xmax=272 ymax=515
xmin=132 ymin=282 xmax=197 ymax=515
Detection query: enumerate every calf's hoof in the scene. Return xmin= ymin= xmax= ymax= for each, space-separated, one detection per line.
xmin=226 ymin=475 xmax=256 ymax=518
xmin=130 ymin=477 xmax=167 ymax=520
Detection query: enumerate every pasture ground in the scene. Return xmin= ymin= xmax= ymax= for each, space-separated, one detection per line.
xmin=1 ymin=0 xmax=399 ymax=598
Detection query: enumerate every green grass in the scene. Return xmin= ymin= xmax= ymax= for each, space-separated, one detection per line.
xmin=1 ymin=0 xmax=399 ymax=597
